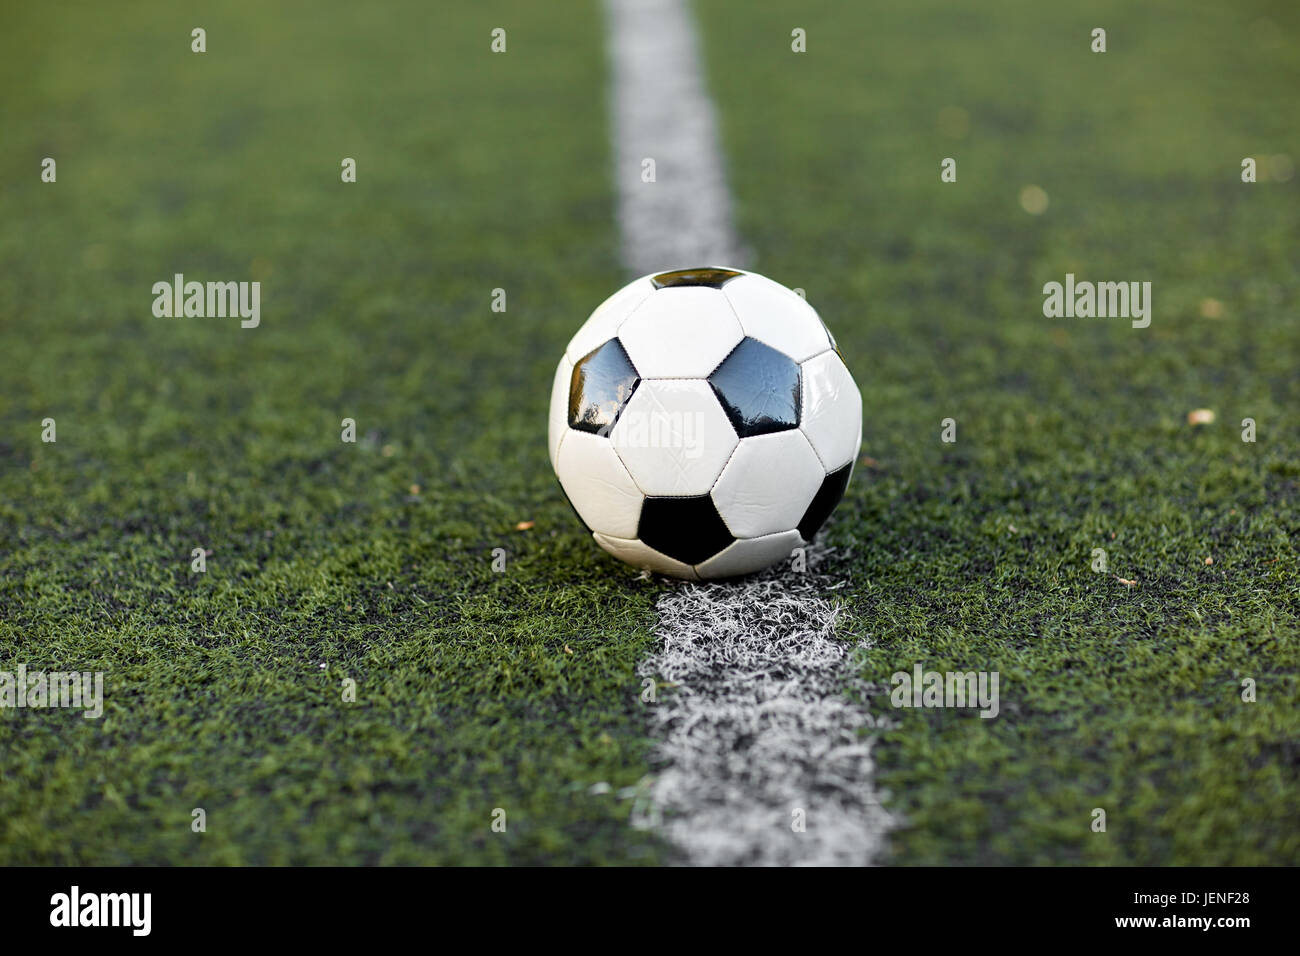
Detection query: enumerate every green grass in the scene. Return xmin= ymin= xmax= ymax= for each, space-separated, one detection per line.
xmin=696 ymin=0 xmax=1300 ymax=863
xmin=2 ymin=0 xmax=1297 ymax=866
xmin=0 ymin=0 xmax=670 ymax=865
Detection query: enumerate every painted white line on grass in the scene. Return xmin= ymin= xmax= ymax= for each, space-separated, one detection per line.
xmin=604 ymin=0 xmax=746 ymax=274
xmin=633 ymin=546 xmax=895 ymax=866
xmin=604 ymin=0 xmax=892 ymax=866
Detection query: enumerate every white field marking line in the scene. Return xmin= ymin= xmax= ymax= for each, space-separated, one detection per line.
xmin=604 ymin=0 xmax=893 ymax=864
xmin=631 ymin=544 xmax=895 ymax=866
xmin=604 ymin=0 xmax=746 ymax=274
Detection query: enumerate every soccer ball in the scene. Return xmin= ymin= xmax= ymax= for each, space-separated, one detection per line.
xmin=548 ymin=267 xmax=861 ymax=580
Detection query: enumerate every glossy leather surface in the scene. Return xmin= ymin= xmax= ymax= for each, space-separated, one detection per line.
xmin=708 ymin=336 xmax=801 ymax=437
xmin=638 ymin=494 xmax=734 ymax=565
xmin=568 ymin=338 xmax=639 ymax=435
xmin=799 ymin=350 xmax=861 ymax=470
xmin=651 ymin=267 xmax=743 ymax=289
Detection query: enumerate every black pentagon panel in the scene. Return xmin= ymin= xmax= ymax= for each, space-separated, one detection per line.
xmin=707 ymin=337 xmax=801 ymax=437
xmin=569 ymin=338 xmax=639 ymax=435
xmin=798 ymin=463 xmax=853 ymax=542
xmin=639 ymin=496 xmax=734 ymax=565
xmin=651 ymin=267 xmax=743 ymax=289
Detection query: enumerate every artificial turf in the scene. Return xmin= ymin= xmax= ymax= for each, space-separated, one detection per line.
xmin=1 ymin=0 xmax=1296 ymax=867
xmin=1 ymin=0 xmax=670 ymax=865
xmin=696 ymin=0 xmax=1300 ymax=863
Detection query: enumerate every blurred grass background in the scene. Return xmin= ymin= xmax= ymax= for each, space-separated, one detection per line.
xmin=0 ymin=0 xmax=668 ymax=864
xmin=695 ymin=0 xmax=1299 ymax=863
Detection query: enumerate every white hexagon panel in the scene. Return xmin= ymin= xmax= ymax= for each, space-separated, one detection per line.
xmin=799 ymin=349 xmax=862 ymax=472
xmin=721 ymin=272 xmax=833 ymax=362
xmin=552 ymin=430 xmax=644 ymax=538
xmin=616 ymin=287 xmax=743 ymax=378
xmin=564 ymin=275 xmax=655 ymax=364
xmin=710 ymin=429 xmax=825 ymax=539
xmin=610 ymin=379 xmax=738 ymax=497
